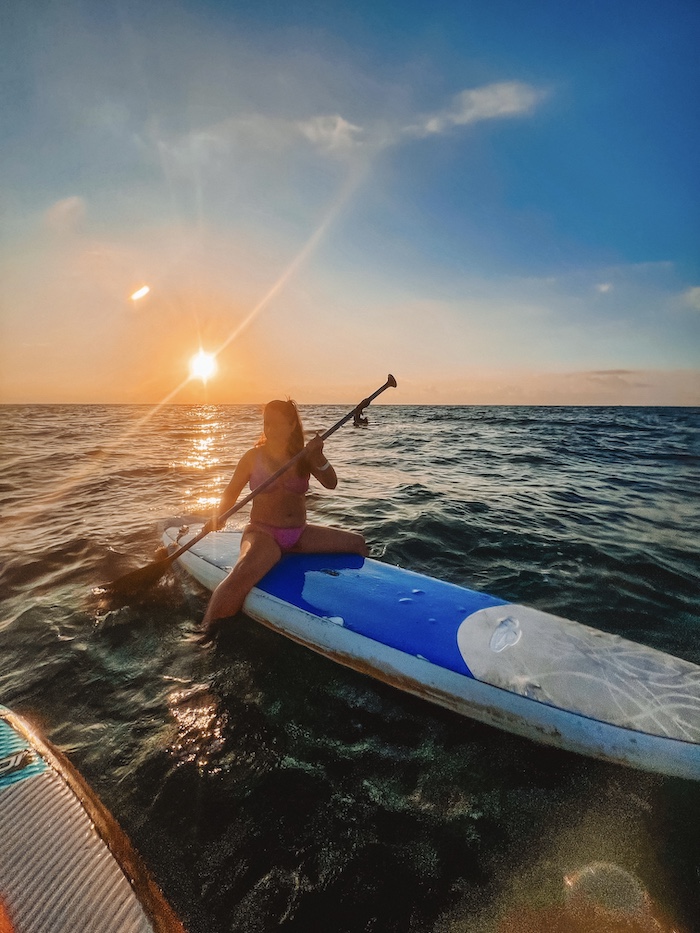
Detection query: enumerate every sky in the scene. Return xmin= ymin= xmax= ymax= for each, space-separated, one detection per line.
xmin=1 ymin=0 xmax=699 ymax=405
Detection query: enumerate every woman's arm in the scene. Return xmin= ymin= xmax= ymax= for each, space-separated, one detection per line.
xmin=306 ymin=434 xmax=338 ymax=490
xmin=205 ymin=449 xmax=255 ymax=531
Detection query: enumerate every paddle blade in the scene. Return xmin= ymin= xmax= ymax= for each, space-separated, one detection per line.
xmin=101 ymin=555 xmax=174 ymax=599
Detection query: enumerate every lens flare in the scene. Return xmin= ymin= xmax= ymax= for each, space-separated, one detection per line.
xmin=130 ymin=285 xmax=150 ymax=301
xmin=189 ymin=349 xmax=217 ymax=383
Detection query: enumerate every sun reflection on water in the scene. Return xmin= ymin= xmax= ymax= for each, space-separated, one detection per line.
xmin=173 ymin=408 xmax=233 ymax=514
xmin=178 ymin=435 xmax=219 ymax=471
xmin=167 ymin=685 xmax=228 ymax=773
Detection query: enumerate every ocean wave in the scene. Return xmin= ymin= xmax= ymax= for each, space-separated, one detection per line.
xmin=1 ymin=403 xmax=698 ymax=933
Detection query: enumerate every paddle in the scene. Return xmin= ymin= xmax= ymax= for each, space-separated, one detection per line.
xmin=103 ymin=374 xmax=397 ymax=598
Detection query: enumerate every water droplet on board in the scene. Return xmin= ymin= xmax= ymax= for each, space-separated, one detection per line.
xmin=490 ymin=617 xmax=522 ymax=652
xmin=412 ymin=589 xmax=425 ymax=595
xmin=399 ymin=598 xmax=412 ymax=604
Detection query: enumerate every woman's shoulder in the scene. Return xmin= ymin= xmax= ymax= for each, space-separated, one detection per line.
xmin=236 ymin=447 xmax=260 ymax=472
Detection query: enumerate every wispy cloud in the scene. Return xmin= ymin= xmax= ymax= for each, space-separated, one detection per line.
xmin=582 ymin=369 xmax=650 ymax=388
xmin=406 ymin=81 xmax=546 ymax=138
xmin=44 ymin=196 xmax=87 ymax=232
xmin=147 ymin=79 xmax=547 ymax=171
xmin=302 ymin=80 xmax=547 ymax=150
xmin=682 ymin=286 xmax=700 ymax=311
xmin=297 ymin=115 xmax=365 ymax=152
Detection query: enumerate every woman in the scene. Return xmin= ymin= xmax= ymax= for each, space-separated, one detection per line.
xmin=200 ymin=399 xmax=368 ymax=639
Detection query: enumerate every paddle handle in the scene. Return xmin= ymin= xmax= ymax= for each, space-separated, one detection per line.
xmin=166 ymin=375 xmax=397 ymax=563
xmin=320 ymin=373 xmax=397 ymax=441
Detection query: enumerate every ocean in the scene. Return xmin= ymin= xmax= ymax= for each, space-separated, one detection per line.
xmin=1 ymin=403 xmax=698 ymax=932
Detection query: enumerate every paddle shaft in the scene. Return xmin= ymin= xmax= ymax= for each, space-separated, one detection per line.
xmin=163 ymin=374 xmax=397 ymax=565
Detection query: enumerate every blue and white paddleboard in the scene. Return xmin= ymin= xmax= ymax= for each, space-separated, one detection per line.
xmin=0 ymin=706 xmax=185 ymax=933
xmin=163 ymin=522 xmax=700 ymax=781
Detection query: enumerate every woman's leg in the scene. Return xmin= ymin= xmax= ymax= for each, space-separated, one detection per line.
xmin=201 ymin=526 xmax=281 ymax=637
xmin=292 ymin=523 xmax=369 ymax=557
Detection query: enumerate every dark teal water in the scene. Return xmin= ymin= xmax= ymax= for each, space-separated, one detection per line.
xmin=1 ymin=404 xmax=699 ymax=932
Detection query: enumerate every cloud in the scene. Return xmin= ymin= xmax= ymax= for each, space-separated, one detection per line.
xmin=682 ymin=286 xmax=700 ymax=310
xmin=297 ymin=115 xmax=364 ymax=152
xmin=147 ymin=79 xmax=546 ymax=174
xmin=148 ymin=112 xmax=366 ymax=177
xmin=44 ymin=196 xmax=87 ymax=233
xmin=409 ymin=81 xmax=545 ymax=137
xmin=582 ymin=369 xmax=650 ymax=388
xmin=596 ymin=282 xmax=613 ymax=293
xmin=294 ymin=81 xmax=546 ymax=151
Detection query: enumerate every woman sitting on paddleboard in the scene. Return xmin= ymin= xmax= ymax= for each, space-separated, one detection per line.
xmin=200 ymin=399 xmax=367 ymax=638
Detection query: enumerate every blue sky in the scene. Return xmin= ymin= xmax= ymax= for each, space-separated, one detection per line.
xmin=1 ymin=0 xmax=698 ymax=403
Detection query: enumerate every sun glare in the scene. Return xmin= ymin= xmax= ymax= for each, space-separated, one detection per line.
xmin=131 ymin=285 xmax=150 ymax=301
xmin=189 ymin=349 xmax=218 ymax=383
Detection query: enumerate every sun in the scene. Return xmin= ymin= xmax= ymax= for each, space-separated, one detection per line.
xmin=189 ymin=349 xmax=218 ymax=383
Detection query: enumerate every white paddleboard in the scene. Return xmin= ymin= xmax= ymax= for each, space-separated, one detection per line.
xmin=163 ymin=522 xmax=700 ymax=781
xmin=0 ymin=706 xmax=185 ymax=933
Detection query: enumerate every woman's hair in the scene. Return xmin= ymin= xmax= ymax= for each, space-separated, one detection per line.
xmin=259 ymin=399 xmax=306 ymax=470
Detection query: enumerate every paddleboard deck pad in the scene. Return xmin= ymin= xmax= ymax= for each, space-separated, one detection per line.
xmin=163 ymin=522 xmax=700 ymax=780
xmin=0 ymin=706 xmax=185 ymax=933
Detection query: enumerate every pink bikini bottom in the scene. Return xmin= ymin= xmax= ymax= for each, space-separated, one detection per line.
xmin=250 ymin=522 xmax=306 ymax=551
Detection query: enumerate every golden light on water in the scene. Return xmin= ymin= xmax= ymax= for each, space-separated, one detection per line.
xmin=167 ymin=686 xmax=228 ymax=772
xmin=189 ymin=349 xmax=218 ymax=383
xmin=179 ymin=435 xmax=220 ymax=471
xmin=175 ymin=411 xmax=225 ymax=511
xmin=130 ymin=285 xmax=150 ymax=301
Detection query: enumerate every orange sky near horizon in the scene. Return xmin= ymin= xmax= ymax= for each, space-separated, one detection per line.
xmin=2 ymin=1 xmax=699 ymax=408
xmin=1 ymin=210 xmax=697 ymax=407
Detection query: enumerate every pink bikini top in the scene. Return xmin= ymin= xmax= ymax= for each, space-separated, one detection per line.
xmin=249 ymin=450 xmax=310 ymax=495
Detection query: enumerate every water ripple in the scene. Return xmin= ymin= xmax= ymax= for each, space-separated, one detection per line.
xmin=0 ymin=403 xmax=698 ymax=932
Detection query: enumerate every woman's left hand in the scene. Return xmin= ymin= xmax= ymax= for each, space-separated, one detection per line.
xmin=306 ymin=433 xmax=326 ymax=465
